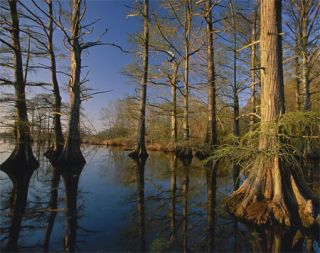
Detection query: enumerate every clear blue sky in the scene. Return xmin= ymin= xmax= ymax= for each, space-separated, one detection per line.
xmin=80 ymin=0 xmax=141 ymax=130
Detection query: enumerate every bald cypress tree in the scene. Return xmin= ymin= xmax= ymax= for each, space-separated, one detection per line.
xmin=225 ymin=0 xmax=318 ymax=227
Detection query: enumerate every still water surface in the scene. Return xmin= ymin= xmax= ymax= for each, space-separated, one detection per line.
xmin=0 ymin=140 xmax=319 ymax=252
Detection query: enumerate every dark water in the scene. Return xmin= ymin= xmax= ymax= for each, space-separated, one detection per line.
xmin=0 ymin=140 xmax=319 ymax=252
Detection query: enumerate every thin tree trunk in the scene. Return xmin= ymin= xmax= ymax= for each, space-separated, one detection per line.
xmin=230 ymin=1 xmax=240 ymax=190
xmin=300 ymin=1 xmax=311 ymax=112
xmin=205 ymin=0 xmax=217 ymax=146
xmin=183 ymin=0 xmax=192 ymax=142
xmin=170 ymin=62 xmax=178 ymax=146
xmin=129 ymin=0 xmax=149 ymax=159
xmin=45 ymin=0 xmax=64 ymax=159
xmin=294 ymin=35 xmax=301 ymax=111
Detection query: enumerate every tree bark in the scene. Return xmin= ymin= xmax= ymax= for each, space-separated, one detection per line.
xmin=204 ymin=0 xmax=217 ymax=146
xmin=249 ymin=6 xmax=258 ymax=129
xmin=225 ymin=0 xmax=318 ymax=228
xmin=300 ymin=1 xmax=311 ymax=112
xmin=129 ymin=0 xmax=149 ymax=159
xmin=183 ymin=0 xmax=192 ymax=142
xmin=170 ymin=62 xmax=178 ymax=146
xmin=294 ymin=35 xmax=301 ymax=111
xmin=60 ymin=0 xmax=85 ymax=165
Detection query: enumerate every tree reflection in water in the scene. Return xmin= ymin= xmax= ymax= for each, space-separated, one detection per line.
xmin=135 ymin=157 xmax=146 ymax=252
xmin=0 ymin=144 xmax=319 ymax=252
xmin=61 ymin=164 xmax=84 ymax=252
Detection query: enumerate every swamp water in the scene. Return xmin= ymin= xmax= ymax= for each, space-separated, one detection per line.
xmin=0 ymin=140 xmax=319 ymax=252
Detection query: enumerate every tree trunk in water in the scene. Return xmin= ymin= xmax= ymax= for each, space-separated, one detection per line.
xmin=60 ymin=0 xmax=85 ymax=165
xmin=231 ymin=1 xmax=240 ymax=190
xmin=44 ymin=0 xmax=64 ymax=161
xmin=183 ymin=0 xmax=192 ymax=142
xmin=225 ymin=0 xmax=318 ymax=228
xmin=1 ymin=0 xmax=39 ymax=176
xmin=205 ymin=0 xmax=217 ymax=146
xmin=129 ymin=0 xmax=149 ymax=159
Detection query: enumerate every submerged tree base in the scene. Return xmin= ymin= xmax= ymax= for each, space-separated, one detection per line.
xmin=225 ymin=156 xmax=319 ymax=228
xmin=195 ymin=144 xmax=214 ymax=160
xmin=48 ymin=148 xmax=86 ymax=167
xmin=176 ymin=144 xmax=193 ymax=160
xmin=128 ymin=145 xmax=149 ymax=160
xmin=0 ymin=145 xmax=39 ymax=177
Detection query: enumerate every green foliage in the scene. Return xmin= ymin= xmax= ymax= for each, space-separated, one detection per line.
xmin=206 ymin=112 xmax=320 ymax=175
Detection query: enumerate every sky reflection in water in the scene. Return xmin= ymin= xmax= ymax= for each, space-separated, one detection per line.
xmin=0 ymin=141 xmax=319 ymax=252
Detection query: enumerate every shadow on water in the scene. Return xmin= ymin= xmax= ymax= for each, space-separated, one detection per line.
xmin=0 ymin=142 xmax=319 ymax=252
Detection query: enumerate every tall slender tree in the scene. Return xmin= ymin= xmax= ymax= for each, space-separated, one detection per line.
xmin=129 ymin=0 xmax=149 ymax=159
xmin=204 ymin=0 xmax=217 ymax=146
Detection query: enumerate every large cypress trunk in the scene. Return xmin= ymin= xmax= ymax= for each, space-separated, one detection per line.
xmin=1 ymin=0 xmax=39 ymax=175
xmin=129 ymin=0 xmax=149 ymax=159
xmin=60 ymin=0 xmax=85 ymax=165
xmin=225 ymin=0 xmax=318 ymax=228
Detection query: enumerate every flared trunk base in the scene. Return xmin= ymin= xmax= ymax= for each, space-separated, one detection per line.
xmin=225 ymin=160 xmax=319 ymax=228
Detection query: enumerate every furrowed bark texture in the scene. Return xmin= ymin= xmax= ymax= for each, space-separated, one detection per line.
xmin=225 ymin=0 xmax=318 ymax=228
